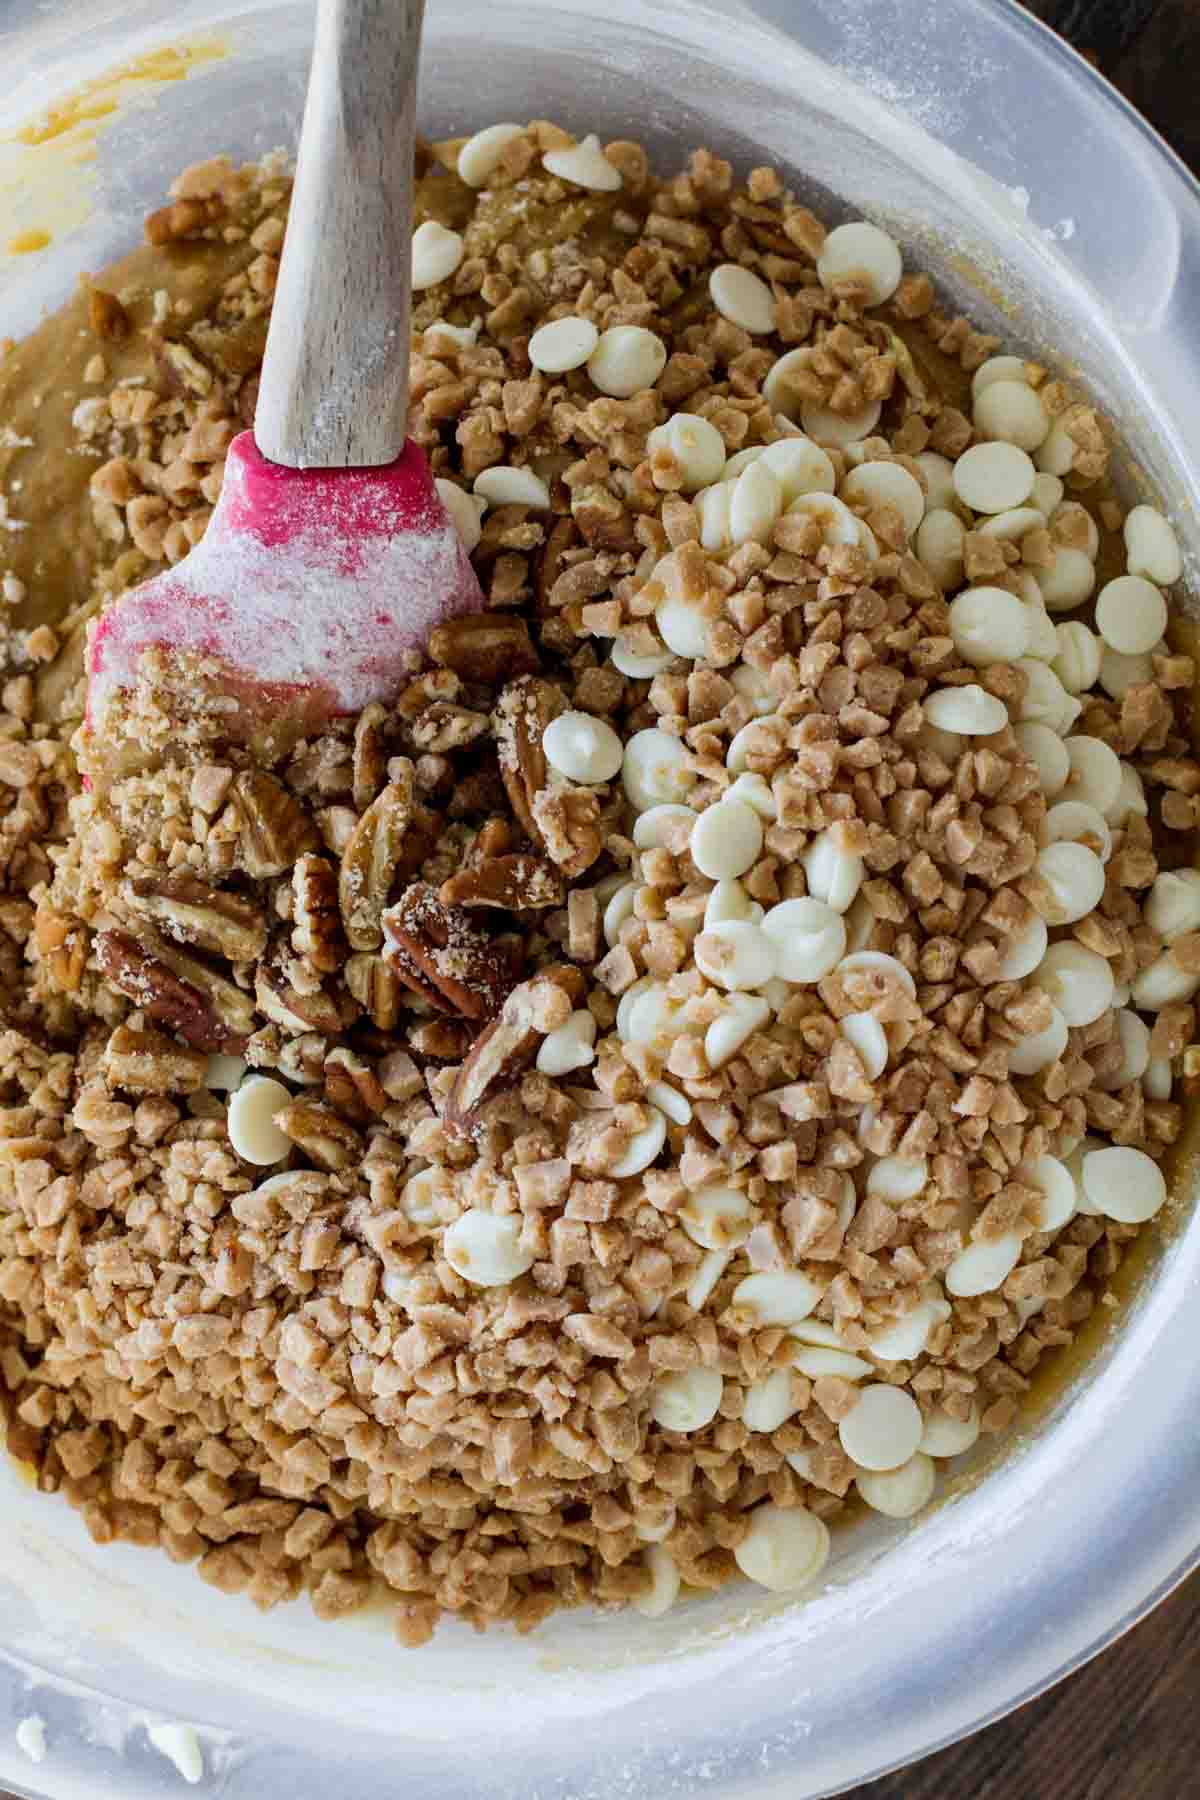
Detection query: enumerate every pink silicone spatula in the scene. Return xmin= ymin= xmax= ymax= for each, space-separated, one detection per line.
xmin=86 ymin=0 xmax=483 ymax=769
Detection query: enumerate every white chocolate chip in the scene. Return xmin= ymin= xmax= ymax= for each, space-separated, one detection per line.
xmin=972 ymin=379 xmax=1049 ymax=451
xmin=734 ymin=1503 xmax=830 ymax=1593
xmin=1095 ymin=574 xmax=1167 ymax=655
xmin=1034 ymin=941 xmax=1114 ymax=1026
xmin=679 ymin=1184 xmax=753 ymax=1250
xmin=914 ymin=508 xmax=965 ymax=589
xmin=1039 ymin=548 xmax=1097 ymax=614
xmin=799 ymin=397 xmax=882 ymax=448
xmin=840 ymin=1011 xmax=888 ymax=1080
xmin=923 ymin=684 xmax=1008 ymax=736
xmin=607 ymin=1106 xmax=669 ymax=1177
xmin=456 ymin=122 xmax=524 ymax=187
xmin=945 ymin=1230 xmax=1022 ymax=1298
xmin=977 ymin=505 xmax=1047 ymax=544
xmin=1124 ymin=504 xmax=1182 ymax=586
xmin=695 ymin=480 xmax=735 ymax=551
xmin=1131 ymin=953 xmax=1200 ymax=1012
xmin=1026 ymin=1152 xmax=1077 ymax=1230
xmin=709 ymin=262 xmax=776 ymax=333
xmin=1035 ymin=416 xmax=1078 ymax=476
xmin=1144 ymin=1058 xmax=1174 ymax=1101
xmin=1081 ymin=1145 xmax=1166 ymax=1224
xmin=784 ymin=490 xmax=863 ymax=548
xmin=647 ymin=1080 xmax=691 ymax=1125
xmin=971 ymin=355 xmax=1031 ymax=398
xmin=742 ymin=1367 xmax=800 ymax=1433
xmin=1051 ymin=620 xmax=1101 ymax=694
xmin=867 ymin=1155 xmax=927 ymax=1202
xmin=915 ymin=451 xmax=957 ymax=509
xmin=730 ymin=460 xmax=784 ymax=546
xmin=686 ymin=1246 xmax=732 ymax=1311
xmin=757 ymin=435 xmax=836 ymax=500
xmin=442 ymin=1209 xmax=534 ymax=1287
xmin=1015 ymin=659 xmax=1080 ymax=733
xmin=1098 ymin=1009 xmax=1151 ymax=1091
xmin=817 ymin=220 xmax=903 ymax=304
xmin=1146 ymin=868 xmax=1200 ymax=940
xmin=948 ymin=585 xmax=1030 ymax=666
xmin=695 ymin=919 xmax=776 ymax=991
xmin=856 ymin=1453 xmax=937 ymax=1519
xmin=792 ymin=1345 xmax=873 ymax=1381
xmin=227 ymin=1076 xmax=292 ymax=1165
xmin=921 ymin=1405 xmax=981 ymax=1458
xmin=622 ymin=728 xmax=696 ymax=812
xmin=587 ymin=325 xmax=667 ymax=398
xmin=732 ymin=1269 xmax=822 ymax=1327
xmin=1032 ymin=841 xmax=1105 ymax=924
xmin=1030 ymin=471 xmax=1065 ymax=515
xmin=1014 ymin=721 xmax=1070 ymax=797
xmin=542 ymin=710 xmax=623 ymax=784
xmin=727 ymin=770 xmax=777 ymax=818
xmin=994 ymin=914 xmax=1047 ymax=981
xmin=603 ymin=880 xmax=638 ymax=947
xmin=1041 ymin=799 xmax=1112 ymax=863
xmin=473 ymin=464 xmax=550 ymax=509
xmin=838 ymin=949 xmax=917 ymax=997
xmin=411 ymin=219 xmax=465 ymax=290
xmin=1099 ymin=642 xmax=1154 ymax=700
xmin=1007 ymin=1002 xmax=1068 ymax=1076
xmin=866 ymin=1290 xmax=949 ymax=1364
xmin=649 ymin=1365 xmax=723 ymax=1431
xmin=761 ymin=897 xmax=847 ymax=984
xmin=1065 ymin=735 xmax=1122 ymax=814
xmin=542 ymin=133 xmax=622 ymax=191
xmin=647 ymin=412 xmax=727 ymax=491
xmin=634 ymin=802 xmax=697 ymax=849
xmin=434 ymin=477 xmax=486 ymax=552
xmin=527 ymin=314 xmax=600 ymax=374
xmin=690 ymin=799 xmax=763 ymax=880
xmin=612 ymin=634 xmax=675 ymax=679
xmin=704 ymin=992 xmax=771 ymax=1068
xmin=536 ymin=1008 xmax=598 ymax=1076
xmin=952 ymin=441 xmax=1036 ymax=513
xmin=841 ymin=461 xmax=926 ymax=537
xmin=803 ymin=824 xmax=864 ymax=913
xmin=838 ymin=1383 xmax=923 ymax=1470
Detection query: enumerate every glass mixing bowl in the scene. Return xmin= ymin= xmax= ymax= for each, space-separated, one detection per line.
xmin=0 ymin=2 xmax=1197 ymax=1795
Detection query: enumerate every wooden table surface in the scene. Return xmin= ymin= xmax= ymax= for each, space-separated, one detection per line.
xmin=3 ymin=6 xmax=1198 ymax=1800
xmin=853 ymin=1 xmax=1200 ymax=1795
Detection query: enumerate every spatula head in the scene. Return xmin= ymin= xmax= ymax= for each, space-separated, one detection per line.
xmin=86 ymin=432 xmax=484 ymax=774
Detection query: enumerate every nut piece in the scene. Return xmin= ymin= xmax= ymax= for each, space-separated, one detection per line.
xmin=95 ymin=928 xmax=253 ymax=1053
xmin=273 ymin=1099 xmax=363 ymax=1171
xmin=232 ymin=770 xmax=320 ymax=878
xmin=34 ymin=906 xmax=87 ymax=993
xmin=101 ymin=1023 xmax=207 ymax=1094
xmin=439 ymin=853 xmax=565 ymax=912
xmin=492 ymin=676 xmax=566 ymax=844
xmin=88 ymin=288 xmax=130 ymax=341
xmin=121 ymin=873 xmax=268 ymax=963
xmin=344 ymin=952 xmax=404 ymax=1030
xmin=291 ymin=854 xmax=346 ymax=972
xmin=429 ymin=614 xmax=541 ymax=684
xmin=338 ymin=764 xmax=439 ymax=952
xmin=382 ymin=883 xmax=515 ymax=1020
xmin=255 ymin=962 xmax=346 ymax=1036
xmin=445 ymin=967 xmax=584 ymax=1134
xmin=323 ymin=1047 xmax=388 ymax=1120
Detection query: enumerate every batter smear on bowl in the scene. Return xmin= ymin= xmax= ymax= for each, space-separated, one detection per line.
xmin=0 ymin=127 xmax=1194 ymax=1642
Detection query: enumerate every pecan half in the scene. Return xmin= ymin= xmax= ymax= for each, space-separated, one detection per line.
xmin=323 ymin=1047 xmax=388 ymax=1121
xmin=291 ymin=854 xmax=345 ymax=972
xmin=255 ymin=962 xmax=346 ymax=1036
xmin=121 ymin=873 xmax=268 ymax=962
xmin=428 ymin=613 xmax=541 ymax=685
xmin=444 ymin=966 xmax=584 ymax=1136
xmin=95 ymin=927 xmax=253 ymax=1053
xmin=101 ymin=1023 xmax=207 ymax=1095
xmin=344 ymin=952 xmax=404 ymax=1030
xmin=338 ymin=764 xmax=439 ymax=951
xmin=492 ymin=676 xmax=565 ymax=843
xmin=439 ymin=853 xmax=565 ymax=912
xmin=232 ymin=770 xmax=320 ymax=878
xmin=273 ymin=1098 xmax=362 ymax=1171
xmin=382 ymin=883 xmax=514 ymax=1020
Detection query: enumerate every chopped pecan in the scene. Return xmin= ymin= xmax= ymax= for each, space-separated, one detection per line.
xmin=231 ymin=770 xmax=319 ymax=878
xmin=382 ymin=883 xmax=514 ymax=1020
xmin=101 ymin=1023 xmax=206 ymax=1095
xmin=291 ymin=854 xmax=345 ymax=972
xmin=88 ymin=287 xmax=130 ymax=341
xmin=273 ymin=1099 xmax=363 ymax=1171
xmin=428 ymin=614 xmax=541 ymax=684
xmin=445 ymin=967 xmax=584 ymax=1135
xmin=95 ymin=927 xmax=253 ymax=1053
xmin=323 ymin=1047 xmax=388 ymax=1120
xmin=352 ymin=703 xmax=388 ymax=813
xmin=439 ymin=853 xmax=565 ymax=912
xmin=492 ymin=675 xmax=566 ymax=843
xmin=121 ymin=873 xmax=268 ymax=962
xmin=255 ymin=962 xmax=346 ymax=1036
xmin=34 ymin=905 xmax=87 ymax=993
xmin=338 ymin=764 xmax=439 ymax=951
xmin=344 ymin=952 xmax=404 ymax=1030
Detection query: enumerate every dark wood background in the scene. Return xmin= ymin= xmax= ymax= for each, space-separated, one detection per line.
xmin=854 ymin=1 xmax=1200 ymax=1795
xmin=3 ymin=5 xmax=1198 ymax=1799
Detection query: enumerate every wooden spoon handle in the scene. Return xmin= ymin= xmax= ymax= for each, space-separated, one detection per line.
xmin=255 ymin=0 xmax=425 ymax=468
